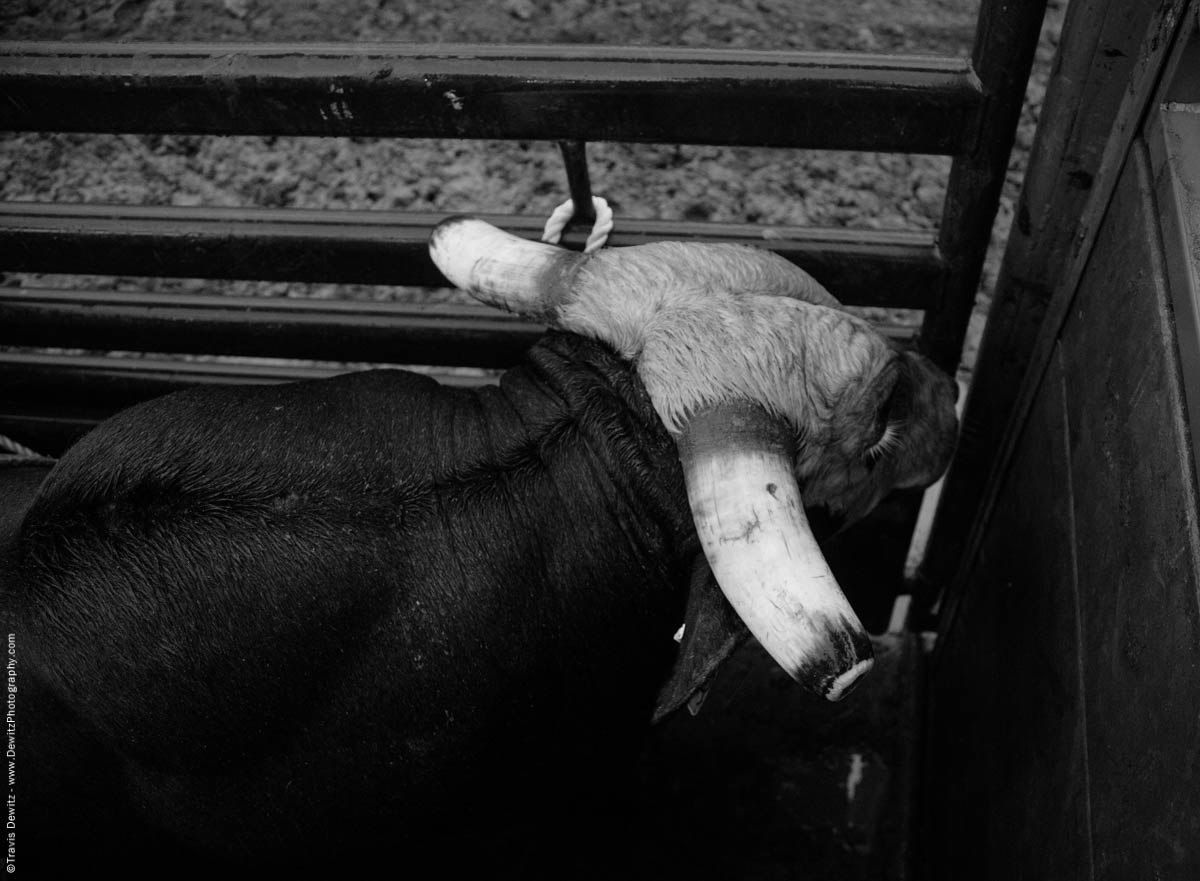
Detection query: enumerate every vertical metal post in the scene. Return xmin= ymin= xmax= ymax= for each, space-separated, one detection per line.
xmin=556 ymin=140 xmax=596 ymax=230
xmin=920 ymin=0 xmax=1049 ymax=373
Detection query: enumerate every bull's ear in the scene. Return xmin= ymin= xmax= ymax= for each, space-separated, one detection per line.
xmin=429 ymin=216 xmax=584 ymax=322
xmin=677 ymin=401 xmax=874 ymax=700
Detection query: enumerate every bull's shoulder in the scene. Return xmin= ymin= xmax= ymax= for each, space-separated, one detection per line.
xmin=9 ymin=367 xmax=519 ymax=767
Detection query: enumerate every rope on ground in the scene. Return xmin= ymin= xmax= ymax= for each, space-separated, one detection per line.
xmin=541 ymin=196 xmax=614 ymax=254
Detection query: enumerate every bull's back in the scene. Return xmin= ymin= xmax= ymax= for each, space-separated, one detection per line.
xmin=9 ymin=336 xmax=694 ymax=868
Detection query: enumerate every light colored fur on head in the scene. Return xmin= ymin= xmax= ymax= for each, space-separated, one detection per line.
xmin=564 ymin=242 xmax=840 ymax=354
xmin=557 ymin=243 xmax=893 ymax=441
xmin=552 ymin=239 xmax=954 ymax=525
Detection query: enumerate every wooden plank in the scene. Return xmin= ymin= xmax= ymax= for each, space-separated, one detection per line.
xmin=1060 ymin=143 xmax=1200 ymax=881
xmin=0 ymin=41 xmax=981 ymax=154
xmin=0 ymin=290 xmax=545 ymax=369
xmin=920 ymin=0 xmax=1193 ymax=607
xmin=1000 ymin=0 xmax=1166 ymax=308
xmin=917 ymin=0 xmax=1164 ymax=605
xmin=924 ymin=346 xmax=1091 ymax=880
xmin=0 ymin=203 xmax=946 ymax=309
xmin=1147 ymin=32 xmax=1200 ymax=505
xmin=918 ymin=0 xmax=1048 ymax=372
xmin=923 ymin=0 xmax=1168 ymax=591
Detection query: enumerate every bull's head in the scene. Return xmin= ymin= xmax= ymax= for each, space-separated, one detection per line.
xmin=430 ymin=218 xmax=958 ymax=701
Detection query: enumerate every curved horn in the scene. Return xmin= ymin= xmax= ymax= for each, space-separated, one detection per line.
xmin=677 ymin=401 xmax=874 ymax=701
xmin=429 ymin=216 xmax=584 ymax=321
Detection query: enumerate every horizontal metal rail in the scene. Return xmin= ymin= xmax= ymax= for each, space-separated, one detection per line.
xmin=0 ymin=308 xmax=912 ymax=455
xmin=0 ymin=291 xmax=545 ymax=368
xmin=0 ymin=287 xmax=919 ymax=370
xmin=0 ymin=203 xmax=944 ymax=309
xmin=0 ymin=351 xmax=488 ymax=408
xmin=0 ymin=352 xmax=336 ymax=406
xmin=0 ymin=352 xmax=487 ymax=456
xmin=0 ymin=42 xmax=982 ymax=154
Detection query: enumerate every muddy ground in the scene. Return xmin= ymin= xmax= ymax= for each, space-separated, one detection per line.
xmin=2 ymin=0 xmax=1066 ymax=378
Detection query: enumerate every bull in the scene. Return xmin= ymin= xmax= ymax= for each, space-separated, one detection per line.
xmin=0 ymin=219 xmax=957 ymax=875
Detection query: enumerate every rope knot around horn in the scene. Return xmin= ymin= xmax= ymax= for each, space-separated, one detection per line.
xmin=541 ymin=196 xmax=614 ymax=254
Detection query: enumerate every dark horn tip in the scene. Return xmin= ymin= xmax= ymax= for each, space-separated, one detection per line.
xmin=823 ymin=657 xmax=874 ymax=701
xmin=788 ymin=620 xmax=875 ymax=701
xmin=822 ymin=623 xmax=875 ymax=700
xmin=431 ymin=214 xmax=476 ymax=238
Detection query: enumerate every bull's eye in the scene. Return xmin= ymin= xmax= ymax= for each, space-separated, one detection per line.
xmin=866 ymin=420 xmax=904 ymax=462
xmin=865 ymin=366 xmax=913 ymax=462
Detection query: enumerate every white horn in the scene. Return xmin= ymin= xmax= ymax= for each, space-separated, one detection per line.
xmin=677 ymin=401 xmax=874 ymax=700
xmin=429 ymin=216 xmax=584 ymax=321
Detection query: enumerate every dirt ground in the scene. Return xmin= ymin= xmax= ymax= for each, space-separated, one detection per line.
xmin=1 ymin=0 xmax=1066 ymax=377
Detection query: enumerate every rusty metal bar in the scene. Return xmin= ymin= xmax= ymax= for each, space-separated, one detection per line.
xmin=0 ymin=203 xmax=945 ymax=308
xmin=0 ymin=42 xmax=982 ymax=153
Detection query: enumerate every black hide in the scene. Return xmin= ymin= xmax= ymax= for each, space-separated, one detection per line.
xmin=6 ymin=333 xmax=702 ymax=875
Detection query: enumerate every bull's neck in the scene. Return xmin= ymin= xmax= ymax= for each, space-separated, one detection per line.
xmin=497 ymin=331 xmax=699 ymax=563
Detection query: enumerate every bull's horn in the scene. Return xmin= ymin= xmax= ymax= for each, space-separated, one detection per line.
xmin=431 ymin=217 xmax=843 ymax=321
xmin=677 ymin=401 xmax=874 ymax=700
xmin=429 ymin=216 xmax=584 ymax=322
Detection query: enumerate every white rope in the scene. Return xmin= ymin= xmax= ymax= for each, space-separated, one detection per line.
xmin=0 ymin=434 xmax=43 ymax=459
xmin=541 ymin=196 xmax=614 ymax=254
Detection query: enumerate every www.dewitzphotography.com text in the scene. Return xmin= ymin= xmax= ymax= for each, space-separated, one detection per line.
xmin=6 ymin=633 xmax=15 ymax=873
